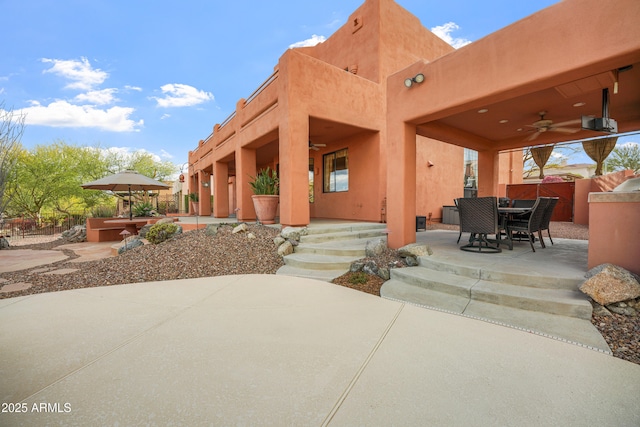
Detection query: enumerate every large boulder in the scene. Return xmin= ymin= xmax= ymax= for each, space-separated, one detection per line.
xmin=205 ymin=224 xmax=219 ymax=236
xmin=365 ymin=238 xmax=386 ymax=257
xmin=138 ymin=224 xmax=153 ymax=239
xmin=281 ymin=226 xmax=307 ymax=241
xmin=277 ymin=240 xmax=294 ymax=257
xmin=580 ymin=264 xmax=640 ymax=306
xmin=398 ymin=243 xmax=432 ymax=258
xmin=232 ymin=223 xmax=248 ymax=234
xmin=156 ymin=217 xmax=175 ymax=225
xmin=118 ymin=237 xmax=144 ymax=254
xmin=0 ymin=236 xmax=9 ymax=249
xmin=61 ymin=225 xmax=86 ymax=243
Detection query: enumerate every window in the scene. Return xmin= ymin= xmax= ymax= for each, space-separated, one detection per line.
xmin=464 ymin=148 xmax=478 ymax=198
xmin=323 ymin=149 xmax=348 ymax=192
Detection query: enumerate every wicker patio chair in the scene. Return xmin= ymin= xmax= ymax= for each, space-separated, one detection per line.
xmin=538 ymin=197 xmax=559 ymax=246
xmin=505 ymin=197 xmax=550 ymax=252
xmin=456 ymin=197 xmax=501 ymax=253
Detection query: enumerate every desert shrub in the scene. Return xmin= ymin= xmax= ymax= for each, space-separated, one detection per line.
xmin=93 ymin=205 xmax=116 ymax=218
xmin=146 ymin=222 xmax=179 ymax=244
xmin=132 ymin=201 xmax=157 ymax=217
xmin=348 ymin=271 xmax=368 ymax=285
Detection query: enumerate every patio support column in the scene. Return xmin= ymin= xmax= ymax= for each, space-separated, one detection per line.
xmin=278 ymin=109 xmax=310 ymax=227
xmin=477 ymin=149 xmax=499 ymax=197
xmin=198 ymin=170 xmax=211 ymax=216
xmin=387 ymin=121 xmax=417 ymax=249
xmin=236 ymin=147 xmax=256 ymax=222
xmin=213 ymin=161 xmax=229 ymax=218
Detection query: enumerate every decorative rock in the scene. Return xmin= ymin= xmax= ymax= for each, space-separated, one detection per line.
xmin=232 ymin=223 xmax=248 ymax=234
xmin=365 ymin=238 xmax=386 ymax=257
xmin=377 ymin=267 xmax=390 ymax=281
xmin=156 ymin=217 xmax=175 ymax=224
xmin=281 ymin=226 xmax=306 ymax=241
xmin=287 ymin=238 xmax=299 ymax=247
xmin=592 ymin=304 xmax=613 ymax=317
xmin=606 ymin=302 xmax=637 ymax=317
xmin=0 ymin=236 xmax=9 ymax=249
xmin=61 ymin=225 xmax=86 ymax=243
xmin=350 ymin=261 xmax=365 ymax=272
xmin=205 ymin=224 xmax=219 ymax=236
xmin=277 ymin=240 xmax=294 ymax=256
xmin=580 ymin=264 xmax=640 ymax=306
xmin=273 ymin=236 xmax=285 ymax=247
xmin=405 ymin=256 xmax=419 ymax=267
xmin=363 ymin=260 xmax=379 ymax=276
xmin=247 ymin=232 xmax=256 ymax=240
xmin=398 ymin=243 xmax=432 ymax=258
xmin=118 ymin=238 xmax=144 ymax=254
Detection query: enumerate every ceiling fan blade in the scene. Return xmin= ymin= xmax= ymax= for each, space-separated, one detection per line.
xmin=551 ymin=127 xmax=581 ymax=134
xmin=309 ymin=146 xmax=319 ymax=151
xmin=526 ymin=131 xmax=542 ymax=141
xmin=315 ymin=143 xmax=327 ymax=147
xmin=551 ymin=119 xmax=582 ymax=127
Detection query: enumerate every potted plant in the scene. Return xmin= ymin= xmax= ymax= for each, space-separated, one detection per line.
xmin=189 ymin=193 xmax=199 ymax=215
xmin=249 ymin=167 xmax=279 ymax=224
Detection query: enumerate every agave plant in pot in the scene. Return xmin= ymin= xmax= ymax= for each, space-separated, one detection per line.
xmin=249 ymin=167 xmax=279 ymax=224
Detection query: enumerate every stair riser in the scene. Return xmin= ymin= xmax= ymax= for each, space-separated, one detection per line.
xmin=305 ymin=224 xmax=387 ymax=235
xmin=390 ymin=270 xmax=472 ymax=298
xmin=471 ymin=289 xmax=592 ymax=320
xmin=294 ymin=246 xmax=366 ymax=257
xmin=284 ymin=257 xmax=354 ymax=271
xmin=419 ymin=257 xmax=580 ymax=290
xmin=301 ymin=230 xmax=387 ymax=243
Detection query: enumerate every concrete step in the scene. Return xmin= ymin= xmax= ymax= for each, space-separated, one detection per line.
xmin=304 ymin=222 xmax=387 ymax=235
xmin=293 ymin=238 xmax=374 ymax=257
xmin=387 ymin=266 xmax=592 ymax=320
xmin=300 ymin=229 xmax=387 ymax=244
xmin=381 ymin=279 xmax=470 ymax=313
xmin=275 ymin=265 xmax=347 ymax=282
xmin=282 ymin=253 xmax=362 ymax=271
xmin=418 ymin=256 xmax=582 ymax=290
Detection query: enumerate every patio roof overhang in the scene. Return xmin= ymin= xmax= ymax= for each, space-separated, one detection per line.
xmin=389 ymin=0 xmax=640 ymax=152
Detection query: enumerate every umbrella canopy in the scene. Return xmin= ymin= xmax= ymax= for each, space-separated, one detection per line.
xmin=81 ymin=170 xmax=169 ymax=220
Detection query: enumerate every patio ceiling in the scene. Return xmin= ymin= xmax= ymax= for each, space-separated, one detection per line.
xmin=417 ymin=62 xmax=640 ymax=152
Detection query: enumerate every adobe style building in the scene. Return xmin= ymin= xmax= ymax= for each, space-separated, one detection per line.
xmin=189 ymin=0 xmax=640 ymax=250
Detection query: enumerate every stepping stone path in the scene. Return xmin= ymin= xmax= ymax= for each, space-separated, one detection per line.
xmin=42 ymin=268 xmax=79 ymax=275
xmin=0 ymin=282 xmax=32 ymax=293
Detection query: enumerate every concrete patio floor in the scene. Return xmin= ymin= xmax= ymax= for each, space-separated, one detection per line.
xmin=1 ymin=274 xmax=639 ymax=426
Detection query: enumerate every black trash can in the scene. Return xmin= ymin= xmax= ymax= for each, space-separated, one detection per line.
xmin=416 ymin=216 xmax=426 ymax=231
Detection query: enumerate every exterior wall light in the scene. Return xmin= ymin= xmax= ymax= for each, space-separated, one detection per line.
xmin=404 ymin=73 xmax=425 ymax=88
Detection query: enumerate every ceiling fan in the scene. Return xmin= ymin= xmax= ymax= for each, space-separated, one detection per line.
xmin=308 ymin=140 xmax=326 ymax=151
xmin=525 ymin=111 xmax=581 ymax=141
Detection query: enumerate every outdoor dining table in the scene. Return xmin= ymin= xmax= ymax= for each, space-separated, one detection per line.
xmin=103 ymin=219 xmax=150 ymax=235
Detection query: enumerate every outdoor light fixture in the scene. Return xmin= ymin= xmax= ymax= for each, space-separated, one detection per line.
xmin=202 ymin=182 xmax=210 ymax=188
xmin=404 ymin=73 xmax=425 ymax=88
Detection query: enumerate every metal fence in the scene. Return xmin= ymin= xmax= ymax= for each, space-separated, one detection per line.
xmin=0 ymin=213 xmax=87 ymax=240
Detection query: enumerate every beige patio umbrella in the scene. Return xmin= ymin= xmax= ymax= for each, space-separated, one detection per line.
xmin=81 ymin=170 xmax=169 ymax=220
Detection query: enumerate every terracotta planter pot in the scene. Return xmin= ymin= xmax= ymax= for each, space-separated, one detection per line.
xmin=251 ymin=195 xmax=279 ymax=224
xmin=190 ymin=201 xmax=199 ymax=215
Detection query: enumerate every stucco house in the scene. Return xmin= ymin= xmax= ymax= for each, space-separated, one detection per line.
xmin=189 ymin=0 xmax=640 ymax=250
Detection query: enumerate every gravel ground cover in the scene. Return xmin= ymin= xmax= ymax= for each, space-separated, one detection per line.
xmin=1 ymin=221 xmax=637 ymax=365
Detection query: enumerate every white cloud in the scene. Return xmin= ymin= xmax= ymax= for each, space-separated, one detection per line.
xmin=124 ymin=85 xmax=143 ymax=92
xmin=103 ymin=147 xmax=167 ymax=163
xmin=159 ymin=149 xmax=173 ymax=159
xmin=152 ymin=83 xmax=214 ymax=108
xmin=160 ymin=113 xmax=171 ymax=120
xmin=620 ymin=141 xmax=639 ymax=148
xmin=42 ymin=57 xmax=108 ymax=91
xmin=16 ymin=100 xmax=142 ymax=132
xmin=289 ymin=34 xmax=326 ymax=49
xmin=431 ymin=22 xmax=472 ymax=49
xmin=74 ymin=88 xmax=118 ymax=105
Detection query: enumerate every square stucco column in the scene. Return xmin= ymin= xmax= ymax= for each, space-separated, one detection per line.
xmin=477 ymin=149 xmax=499 ymax=197
xmin=213 ymin=161 xmax=229 ymax=218
xmin=387 ymin=121 xmax=417 ymax=249
xmin=236 ymin=148 xmax=257 ymax=222
xmin=198 ymin=171 xmax=211 ymax=216
xmin=279 ymin=112 xmax=310 ymax=227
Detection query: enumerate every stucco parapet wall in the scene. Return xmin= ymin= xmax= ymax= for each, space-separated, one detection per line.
xmin=588 ymin=192 xmax=640 ymax=203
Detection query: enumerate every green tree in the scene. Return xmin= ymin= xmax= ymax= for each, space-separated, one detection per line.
xmin=0 ymin=103 xmax=25 ymax=217
xmin=103 ymin=149 xmax=176 ymax=180
xmin=8 ymin=142 xmax=111 ymax=217
xmin=607 ymin=143 xmax=640 ymax=173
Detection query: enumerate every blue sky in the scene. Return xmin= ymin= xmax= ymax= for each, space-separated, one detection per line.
xmin=2 ymin=0 xmax=634 ymax=169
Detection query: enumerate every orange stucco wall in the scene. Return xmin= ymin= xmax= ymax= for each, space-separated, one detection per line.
xmin=588 ymin=192 xmax=640 ymax=275
xmin=575 ymin=170 xmax=635 ymax=225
